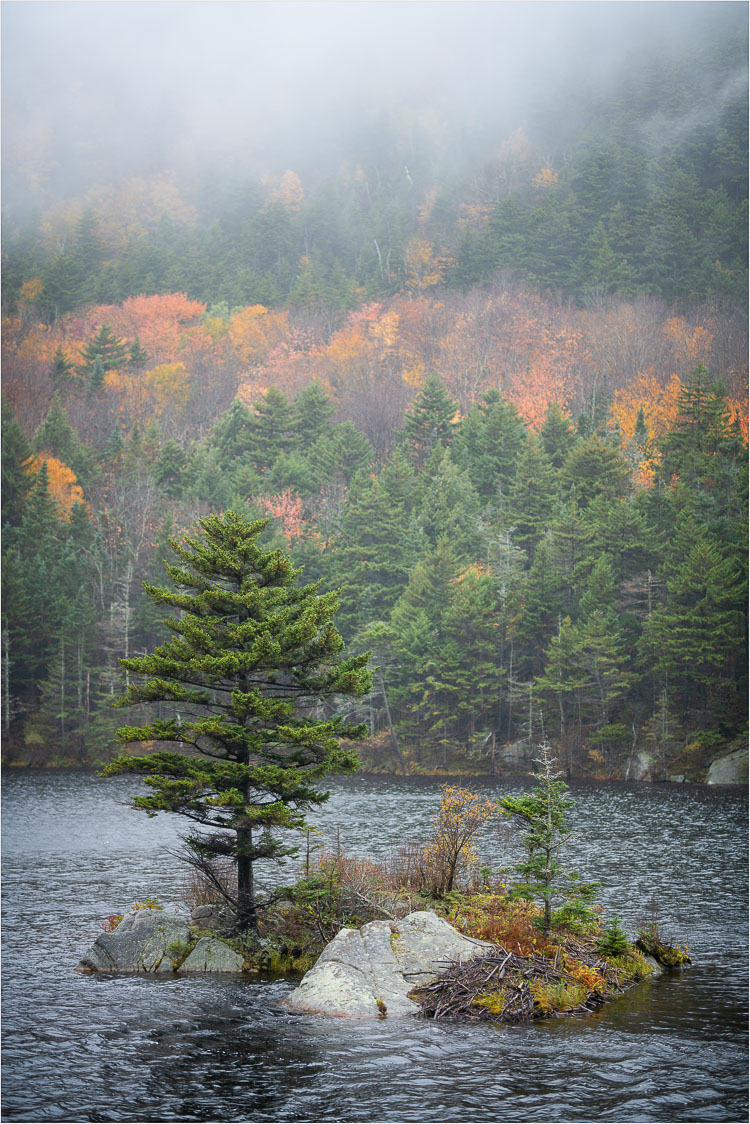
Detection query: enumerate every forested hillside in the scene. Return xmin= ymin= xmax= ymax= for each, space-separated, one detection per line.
xmin=2 ymin=4 xmax=747 ymax=777
xmin=2 ymin=6 xmax=747 ymax=314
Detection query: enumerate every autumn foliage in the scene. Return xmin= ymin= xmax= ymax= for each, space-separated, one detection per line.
xmin=3 ymin=285 xmax=747 ymax=451
xmin=26 ymin=454 xmax=85 ymax=515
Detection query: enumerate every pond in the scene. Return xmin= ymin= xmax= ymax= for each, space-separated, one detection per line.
xmin=2 ymin=770 xmax=747 ymax=1122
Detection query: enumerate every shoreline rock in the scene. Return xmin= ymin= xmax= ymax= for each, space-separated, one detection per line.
xmin=178 ymin=936 xmax=245 ymax=973
xmin=76 ymin=908 xmax=246 ymax=975
xmin=706 ymin=747 xmax=748 ymax=785
xmin=76 ymin=908 xmax=191 ymax=974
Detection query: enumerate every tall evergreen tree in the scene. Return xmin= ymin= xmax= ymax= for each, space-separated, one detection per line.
xmin=402 ymin=374 xmax=458 ymax=466
xmin=332 ymin=471 xmax=411 ymax=642
xmin=250 ymin=386 xmax=296 ymax=472
xmin=1 ymin=405 xmax=33 ymax=529
xmin=452 ymin=387 xmax=526 ymax=501
xmin=416 ymin=448 xmax=482 ymax=557
xmin=33 ymin=395 xmax=95 ymax=488
xmin=77 ymin=324 xmax=130 ymax=377
xmin=506 ymin=433 xmax=559 ymax=558
xmin=48 ymin=345 xmax=77 ymax=388
xmin=540 ymin=402 xmax=578 ymax=468
xmin=101 ymin=511 xmax=371 ymax=931
xmin=292 ymin=381 xmax=336 ymax=446
xmin=560 ymin=435 xmax=630 ymax=509
xmin=639 ymin=519 xmax=745 ymax=724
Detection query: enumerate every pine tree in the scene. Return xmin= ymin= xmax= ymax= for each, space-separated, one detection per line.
xmin=540 ymin=402 xmax=577 ymax=469
xmin=560 ymin=435 xmax=630 ymax=509
xmin=33 ymin=395 xmax=95 ymax=488
xmin=452 ymin=387 xmax=526 ymax=502
xmin=499 ymin=741 xmax=597 ymax=934
xmin=332 ymin=471 xmax=411 ymax=642
xmin=128 ymin=336 xmax=150 ymax=369
xmin=506 ymin=433 xmax=558 ymax=559
xmin=310 ymin=421 xmax=373 ymax=486
xmin=402 ymin=374 xmax=458 ymax=467
xmin=2 ymin=405 xmax=33 ymax=528
xmin=250 ymin=386 xmax=297 ymax=472
xmin=48 ymin=345 xmax=76 ymax=387
xmin=155 ymin=440 xmax=190 ymax=499
xmin=86 ymin=356 xmax=106 ymax=398
xmin=416 ymin=448 xmax=482 ymax=558
xmin=656 ymin=366 xmax=746 ymax=521
xmin=77 ymin=324 xmax=130 ymax=377
xmin=640 ymin=519 xmax=745 ymax=723
xmin=291 ymin=381 xmax=336 ymax=446
xmin=101 ymin=510 xmax=371 ymax=931
xmin=535 ymin=617 xmax=589 ymax=755
xmin=208 ymin=399 xmax=255 ymax=472
xmin=389 ymin=538 xmax=463 ymax=753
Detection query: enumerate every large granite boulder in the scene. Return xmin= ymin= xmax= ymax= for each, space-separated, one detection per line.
xmin=283 ymin=910 xmax=493 ymax=1018
xmin=76 ymin=908 xmax=191 ymax=974
xmin=707 ymin=747 xmax=748 ymax=785
xmin=177 ymin=936 xmax=245 ymax=973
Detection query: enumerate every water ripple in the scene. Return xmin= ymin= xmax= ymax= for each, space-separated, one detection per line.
xmin=2 ymin=771 xmax=747 ymax=1122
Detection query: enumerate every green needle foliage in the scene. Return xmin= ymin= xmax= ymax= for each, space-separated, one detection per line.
xmin=499 ymin=741 xmax=598 ymax=934
xmin=101 ymin=510 xmax=372 ymax=932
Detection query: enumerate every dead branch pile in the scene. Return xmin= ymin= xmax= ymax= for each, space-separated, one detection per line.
xmin=410 ymin=942 xmax=626 ymax=1023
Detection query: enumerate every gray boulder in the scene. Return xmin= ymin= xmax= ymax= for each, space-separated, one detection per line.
xmin=189 ymin=903 xmax=233 ymax=931
xmin=76 ymin=909 xmax=190 ymax=974
xmin=283 ymin=910 xmax=493 ymax=1018
xmin=707 ymin=747 xmax=749 ymax=785
xmin=625 ymin=748 xmax=655 ymax=781
xmin=177 ymin=936 xmax=245 ymax=973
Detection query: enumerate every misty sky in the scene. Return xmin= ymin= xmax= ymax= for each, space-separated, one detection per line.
xmin=2 ymin=1 xmax=746 ymax=217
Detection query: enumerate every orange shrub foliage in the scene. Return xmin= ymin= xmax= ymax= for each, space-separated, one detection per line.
xmin=422 ymin=785 xmax=497 ymax=895
xmin=257 ymin=490 xmax=304 ymax=542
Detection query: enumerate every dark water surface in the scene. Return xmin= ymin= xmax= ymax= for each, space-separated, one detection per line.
xmin=2 ymin=770 xmax=747 ymax=1123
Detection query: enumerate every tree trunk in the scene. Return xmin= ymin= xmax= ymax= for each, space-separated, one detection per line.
xmin=2 ymin=623 xmax=11 ymax=731
xmin=379 ymin=673 xmax=406 ymax=773
xmin=235 ymin=825 xmax=257 ymax=931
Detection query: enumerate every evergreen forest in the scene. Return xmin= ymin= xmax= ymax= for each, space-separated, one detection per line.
xmin=2 ymin=4 xmax=747 ymax=779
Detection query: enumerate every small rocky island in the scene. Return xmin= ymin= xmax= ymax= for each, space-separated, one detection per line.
xmin=77 ymin=755 xmax=691 ymax=1023
xmin=76 ymin=897 xmax=688 ymax=1023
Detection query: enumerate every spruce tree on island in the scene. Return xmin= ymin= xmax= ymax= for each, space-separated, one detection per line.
xmin=102 ymin=510 xmax=372 ymax=932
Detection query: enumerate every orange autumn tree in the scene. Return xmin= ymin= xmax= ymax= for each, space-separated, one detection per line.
xmin=610 ymin=370 xmax=683 ymax=483
xmin=228 ymin=305 xmax=290 ymax=367
xmin=404 ymin=237 xmax=452 ymax=291
xmin=103 ymin=362 xmax=192 ymax=429
xmin=113 ymin=293 xmax=207 ymax=360
xmin=26 ymin=454 xmax=85 ymax=515
xmin=257 ymin=490 xmax=304 ymax=542
xmin=662 ymin=316 xmax=714 ymax=374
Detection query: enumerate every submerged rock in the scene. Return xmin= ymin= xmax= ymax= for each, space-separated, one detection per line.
xmin=282 ymin=910 xmax=493 ymax=1018
xmin=177 ymin=936 xmax=245 ymax=973
xmin=76 ymin=908 xmax=191 ymax=974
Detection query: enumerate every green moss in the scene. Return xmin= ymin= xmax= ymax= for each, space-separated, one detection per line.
xmin=472 ymin=988 xmax=507 ymax=1015
xmin=166 ymin=937 xmax=198 ymax=967
xmin=605 ymin=948 xmax=656 ymax=981
xmin=530 ymin=979 xmax=588 ymax=1014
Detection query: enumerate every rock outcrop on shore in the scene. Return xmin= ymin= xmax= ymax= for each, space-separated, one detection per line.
xmin=282 ymin=910 xmax=493 ymax=1018
xmin=76 ymin=908 xmax=191 ymax=974
xmin=75 ymin=908 xmax=245 ymax=975
xmin=706 ymin=747 xmax=748 ymax=785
